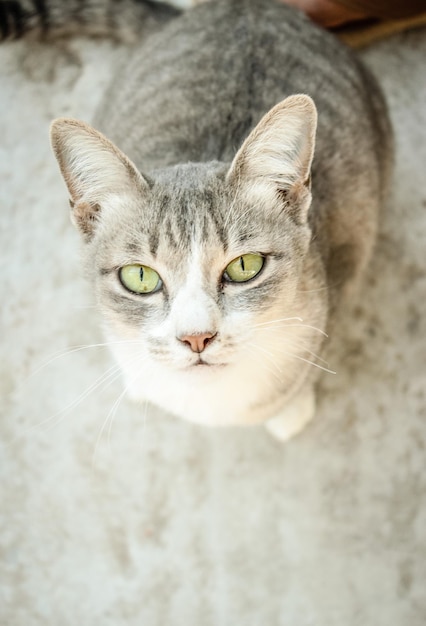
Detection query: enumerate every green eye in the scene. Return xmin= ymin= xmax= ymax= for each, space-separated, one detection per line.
xmin=119 ymin=264 xmax=162 ymax=294
xmin=224 ymin=254 xmax=264 ymax=283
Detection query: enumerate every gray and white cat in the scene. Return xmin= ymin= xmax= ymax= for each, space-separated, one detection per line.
xmin=49 ymin=0 xmax=392 ymax=440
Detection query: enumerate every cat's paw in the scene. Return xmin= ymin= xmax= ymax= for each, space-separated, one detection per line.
xmin=265 ymin=388 xmax=316 ymax=442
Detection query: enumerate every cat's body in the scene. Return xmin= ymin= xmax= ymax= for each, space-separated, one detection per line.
xmin=49 ymin=0 xmax=392 ymax=439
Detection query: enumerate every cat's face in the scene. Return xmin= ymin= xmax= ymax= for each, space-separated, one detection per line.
xmin=92 ymin=162 xmax=311 ymax=371
xmin=51 ymin=96 xmax=328 ymax=425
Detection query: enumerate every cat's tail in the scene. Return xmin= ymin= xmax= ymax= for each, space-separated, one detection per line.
xmin=0 ymin=0 xmax=180 ymax=41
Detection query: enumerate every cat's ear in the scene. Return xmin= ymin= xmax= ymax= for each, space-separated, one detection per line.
xmin=50 ymin=118 xmax=149 ymax=239
xmin=227 ymin=94 xmax=317 ymax=223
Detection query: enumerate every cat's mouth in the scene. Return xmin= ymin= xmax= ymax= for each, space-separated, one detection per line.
xmin=196 ymin=358 xmax=211 ymax=366
xmin=191 ymin=357 xmax=227 ymax=369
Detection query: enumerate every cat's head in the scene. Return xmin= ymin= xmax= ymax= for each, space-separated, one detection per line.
xmin=50 ymin=95 xmax=327 ymax=425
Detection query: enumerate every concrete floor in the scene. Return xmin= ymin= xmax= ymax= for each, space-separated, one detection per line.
xmin=0 ymin=15 xmax=425 ymax=626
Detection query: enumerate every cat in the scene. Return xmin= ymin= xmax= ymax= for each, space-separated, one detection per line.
xmin=47 ymin=0 xmax=393 ymax=440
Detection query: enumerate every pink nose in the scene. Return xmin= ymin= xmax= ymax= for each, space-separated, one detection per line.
xmin=178 ymin=332 xmax=217 ymax=353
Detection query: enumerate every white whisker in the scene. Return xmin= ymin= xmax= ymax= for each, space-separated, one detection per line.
xmin=93 ymin=386 xmax=127 ymax=467
xmin=250 ymin=343 xmax=283 ymax=375
xmin=262 ymin=333 xmax=331 ymax=367
xmin=281 ymin=351 xmax=336 ymax=375
xmin=27 ymin=339 xmax=145 ymax=379
xmin=245 ymin=343 xmax=282 ymax=384
xmin=253 ymin=319 xmax=328 ymax=337
xmin=92 ymin=364 xmax=146 ymax=468
xmin=252 ymin=316 xmax=303 ymax=328
xmin=289 ymin=323 xmax=328 ymax=338
xmin=42 ymin=362 xmax=124 ymax=433
xmin=297 ymin=285 xmax=330 ymax=294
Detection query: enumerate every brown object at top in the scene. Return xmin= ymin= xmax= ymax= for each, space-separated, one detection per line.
xmin=335 ymin=0 xmax=426 ymax=20
xmin=336 ymin=10 xmax=426 ymax=48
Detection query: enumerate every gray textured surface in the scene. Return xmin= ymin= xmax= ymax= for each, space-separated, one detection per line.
xmin=0 ymin=23 xmax=425 ymax=626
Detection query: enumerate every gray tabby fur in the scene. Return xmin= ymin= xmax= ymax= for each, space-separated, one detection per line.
xmin=50 ymin=0 xmax=393 ymax=440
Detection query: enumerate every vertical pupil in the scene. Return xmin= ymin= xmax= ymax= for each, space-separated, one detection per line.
xmin=139 ymin=267 xmax=144 ymax=282
xmin=240 ymin=256 xmax=245 ymax=272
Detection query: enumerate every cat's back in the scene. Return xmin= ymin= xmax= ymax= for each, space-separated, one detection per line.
xmin=97 ymin=0 xmax=390 ymax=181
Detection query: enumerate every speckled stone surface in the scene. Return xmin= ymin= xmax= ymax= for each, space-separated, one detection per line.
xmin=0 ymin=17 xmax=425 ymax=626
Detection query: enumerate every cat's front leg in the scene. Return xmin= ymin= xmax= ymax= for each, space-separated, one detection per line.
xmin=265 ymin=387 xmax=316 ymax=442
